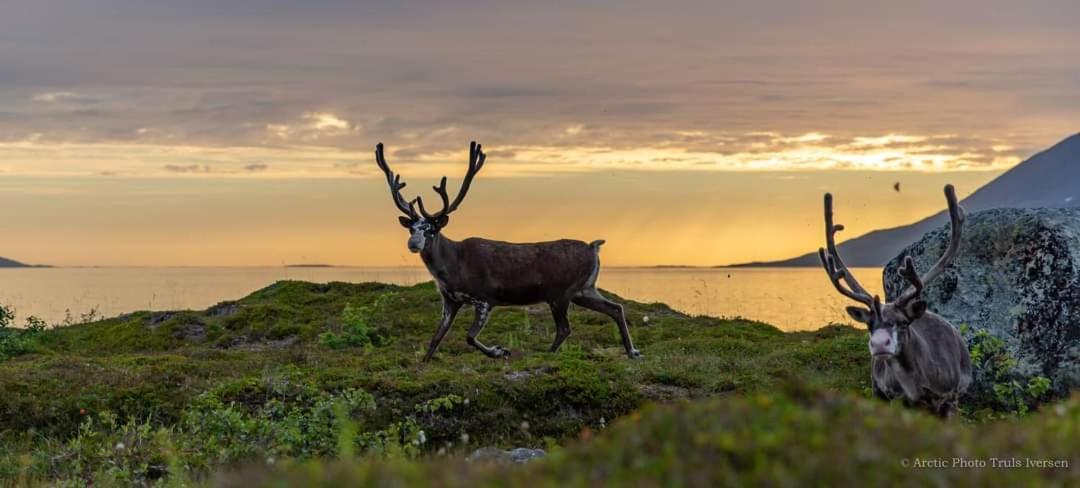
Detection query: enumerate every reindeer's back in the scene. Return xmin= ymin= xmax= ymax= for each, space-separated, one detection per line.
xmin=455 ymin=238 xmax=599 ymax=304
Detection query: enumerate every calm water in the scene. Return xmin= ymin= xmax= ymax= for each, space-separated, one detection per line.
xmin=0 ymin=267 xmax=884 ymax=331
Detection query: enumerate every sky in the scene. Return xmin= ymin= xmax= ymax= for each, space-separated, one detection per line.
xmin=0 ymin=0 xmax=1077 ymax=266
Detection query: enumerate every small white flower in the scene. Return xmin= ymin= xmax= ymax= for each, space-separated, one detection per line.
xmin=418 ymin=430 xmax=427 ymax=444
xmin=114 ymin=442 xmax=125 ymax=451
xmin=460 ymin=433 xmax=470 ymax=444
xmin=642 ymin=315 xmax=650 ymax=324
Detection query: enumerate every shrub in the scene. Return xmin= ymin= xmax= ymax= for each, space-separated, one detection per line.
xmin=319 ymin=295 xmax=391 ymax=350
xmin=4 ymin=385 xmax=426 ymax=484
xmin=0 ymin=305 xmax=41 ymax=361
xmin=962 ymin=325 xmax=1053 ymax=416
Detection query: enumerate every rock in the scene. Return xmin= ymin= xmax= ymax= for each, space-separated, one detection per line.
xmin=466 ymin=447 xmax=547 ymax=465
xmin=883 ymin=208 xmax=1080 ymax=401
xmin=172 ymin=321 xmax=207 ymax=343
xmin=206 ymin=301 xmax=240 ymax=317
xmin=145 ymin=311 xmax=177 ymax=329
xmin=504 ymin=367 xmax=554 ymax=382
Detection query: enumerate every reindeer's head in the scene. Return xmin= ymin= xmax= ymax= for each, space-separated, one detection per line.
xmin=818 ymin=185 xmax=965 ymax=359
xmin=375 ymin=142 xmax=486 ymax=253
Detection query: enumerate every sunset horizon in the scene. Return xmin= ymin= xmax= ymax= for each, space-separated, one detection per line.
xmin=3 ymin=2 xmax=1078 ymax=484
xmin=3 ymin=1 xmax=1078 ymax=267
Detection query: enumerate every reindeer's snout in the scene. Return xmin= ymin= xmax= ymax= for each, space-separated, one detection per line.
xmin=407 ymin=234 xmax=425 ymax=253
xmin=869 ymin=328 xmax=897 ymax=357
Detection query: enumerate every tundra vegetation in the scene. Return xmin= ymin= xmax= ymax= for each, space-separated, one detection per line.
xmin=0 ymin=281 xmax=1076 ymax=486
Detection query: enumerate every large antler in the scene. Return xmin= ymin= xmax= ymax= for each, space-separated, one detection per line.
xmin=374 ymin=142 xmax=418 ymax=219
xmin=896 ymin=184 xmax=965 ymax=304
xmin=818 ymin=193 xmax=876 ymax=308
xmin=416 ymin=141 xmax=486 ymax=220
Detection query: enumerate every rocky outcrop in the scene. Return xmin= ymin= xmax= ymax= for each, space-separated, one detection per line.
xmin=883 ymin=208 xmax=1080 ymax=402
xmin=467 ymin=447 xmax=547 ymax=464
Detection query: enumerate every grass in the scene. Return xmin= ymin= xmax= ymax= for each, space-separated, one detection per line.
xmin=0 ymin=280 xmax=1074 ymax=486
xmin=218 ymin=388 xmax=1080 ymax=487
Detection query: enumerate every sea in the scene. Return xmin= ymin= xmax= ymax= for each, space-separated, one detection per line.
xmin=0 ymin=266 xmax=884 ymax=332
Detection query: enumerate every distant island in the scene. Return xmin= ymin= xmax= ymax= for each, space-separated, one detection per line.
xmin=284 ymin=264 xmax=336 ymax=268
xmin=0 ymin=257 xmax=49 ymax=268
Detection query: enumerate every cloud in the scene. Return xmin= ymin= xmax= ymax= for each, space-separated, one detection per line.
xmin=0 ymin=130 xmax=1028 ymax=179
xmin=164 ymin=164 xmax=212 ymax=173
xmin=303 ymin=112 xmax=353 ymax=132
xmin=31 ymin=91 xmax=103 ymax=104
xmin=0 ymin=0 xmax=1073 ymax=176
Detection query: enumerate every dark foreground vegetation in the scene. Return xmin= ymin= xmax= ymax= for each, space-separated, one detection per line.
xmin=0 ymin=281 xmax=1075 ymax=486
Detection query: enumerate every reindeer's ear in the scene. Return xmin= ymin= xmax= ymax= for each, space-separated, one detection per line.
xmin=398 ymin=216 xmax=414 ymax=228
xmin=904 ymin=299 xmax=928 ymax=319
xmin=846 ymin=306 xmax=873 ymax=324
xmin=434 ymin=215 xmax=450 ymax=229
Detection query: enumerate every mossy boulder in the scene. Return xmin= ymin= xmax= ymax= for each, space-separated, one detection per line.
xmin=884 ymin=208 xmax=1080 ymax=405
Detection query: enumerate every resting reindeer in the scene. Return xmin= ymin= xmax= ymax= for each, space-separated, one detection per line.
xmin=818 ymin=185 xmax=972 ymax=417
xmin=374 ymin=141 xmax=641 ymax=362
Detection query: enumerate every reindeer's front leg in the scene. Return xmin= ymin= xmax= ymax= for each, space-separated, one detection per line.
xmin=423 ymin=295 xmax=463 ymax=362
xmin=466 ymin=302 xmax=509 ymax=358
xmin=886 ymin=357 xmax=923 ymax=403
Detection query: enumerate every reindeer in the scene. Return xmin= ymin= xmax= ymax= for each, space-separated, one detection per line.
xmin=374 ymin=141 xmax=641 ymax=362
xmin=818 ymin=185 xmax=972 ymax=418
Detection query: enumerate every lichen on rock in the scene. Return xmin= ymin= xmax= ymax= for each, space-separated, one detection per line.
xmin=883 ymin=207 xmax=1080 ymax=405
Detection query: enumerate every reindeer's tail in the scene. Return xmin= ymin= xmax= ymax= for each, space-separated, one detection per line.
xmin=590 ymin=239 xmax=606 ymax=251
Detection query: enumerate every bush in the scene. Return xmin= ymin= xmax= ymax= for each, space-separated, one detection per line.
xmin=0 ymin=305 xmax=45 ymax=361
xmin=319 ymin=296 xmax=391 ymax=350
xmin=962 ymin=325 xmax=1054 ymax=417
xmin=3 ymin=383 xmax=427 ymax=484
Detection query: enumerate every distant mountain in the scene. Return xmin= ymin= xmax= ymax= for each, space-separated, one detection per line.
xmin=734 ymin=132 xmax=1080 ymax=267
xmin=0 ymin=257 xmax=31 ymax=268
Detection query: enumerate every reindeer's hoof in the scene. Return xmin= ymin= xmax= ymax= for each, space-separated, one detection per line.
xmin=628 ymin=349 xmax=643 ymax=359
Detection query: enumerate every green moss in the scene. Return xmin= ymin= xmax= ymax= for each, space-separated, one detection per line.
xmin=2 ymin=280 xmax=1067 ymax=485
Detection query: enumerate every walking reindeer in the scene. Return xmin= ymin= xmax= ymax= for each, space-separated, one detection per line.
xmin=819 ymin=185 xmax=972 ymax=417
xmin=375 ymin=141 xmax=641 ymax=361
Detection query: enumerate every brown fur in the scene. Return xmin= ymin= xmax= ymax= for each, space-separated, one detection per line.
xmin=375 ymin=141 xmax=640 ymax=361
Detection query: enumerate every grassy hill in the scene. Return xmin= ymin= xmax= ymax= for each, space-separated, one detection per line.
xmin=0 ymin=281 xmax=1075 ymax=485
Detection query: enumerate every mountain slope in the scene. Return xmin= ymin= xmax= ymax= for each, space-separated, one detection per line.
xmin=0 ymin=257 xmax=31 ymax=268
xmin=736 ymin=132 xmax=1080 ymax=267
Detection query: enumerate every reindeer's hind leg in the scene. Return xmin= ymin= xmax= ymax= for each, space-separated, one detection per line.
xmin=466 ymin=302 xmax=510 ymax=358
xmin=548 ymin=300 xmax=572 ymax=352
xmin=572 ymin=290 xmax=641 ymax=359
